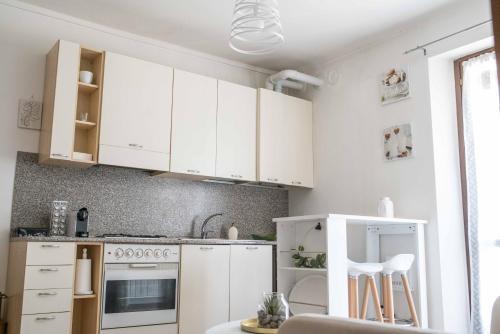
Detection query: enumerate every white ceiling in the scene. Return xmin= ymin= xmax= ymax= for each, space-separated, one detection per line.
xmin=19 ymin=0 xmax=461 ymax=70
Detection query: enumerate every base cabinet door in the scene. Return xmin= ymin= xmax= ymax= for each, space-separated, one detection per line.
xmin=229 ymin=245 xmax=273 ymax=320
xmin=179 ymin=245 xmax=230 ymax=334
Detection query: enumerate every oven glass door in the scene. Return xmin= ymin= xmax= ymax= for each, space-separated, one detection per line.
xmin=101 ymin=263 xmax=178 ymax=329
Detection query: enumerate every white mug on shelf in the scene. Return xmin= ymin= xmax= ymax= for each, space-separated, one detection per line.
xmin=79 ymin=70 xmax=93 ymax=84
xmin=378 ymin=197 xmax=394 ymax=218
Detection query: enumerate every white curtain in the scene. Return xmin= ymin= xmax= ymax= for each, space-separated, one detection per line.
xmin=462 ymin=51 xmax=500 ymax=334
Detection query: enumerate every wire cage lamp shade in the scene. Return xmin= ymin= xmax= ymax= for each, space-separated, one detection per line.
xmin=229 ymin=0 xmax=284 ymax=55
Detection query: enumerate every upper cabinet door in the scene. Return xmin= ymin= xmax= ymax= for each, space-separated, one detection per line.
xmin=42 ymin=40 xmax=80 ymax=161
xmin=170 ymin=70 xmax=217 ymax=177
xmin=216 ymin=81 xmax=257 ymax=181
xmin=99 ymin=52 xmax=173 ymax=171
xmin=258 ymin=89 xmax=314 ymax=188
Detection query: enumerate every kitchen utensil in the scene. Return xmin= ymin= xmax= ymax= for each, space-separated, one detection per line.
xmin=288 ymin=275 xmax=327 ymax=315
xmin=15 ymin=227 xmax=49 ymax=237
xmin=240 ymin=318 xmax=278 ymax=334
xmin=49 ymin=200 xmax=68 ymax=236
xmin=79 ymin=70 xmax=93 ymax=84
xmin=75 ymin=248 xmax=93 ymax=295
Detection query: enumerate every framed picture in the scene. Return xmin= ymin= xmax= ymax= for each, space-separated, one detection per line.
xmin=380 ymin=66 xmax=410 ymax=105
xmin=18 ymin=98 xmax=42 ymax=130
xmin=384 ymin=124 xmax=413 ymax=161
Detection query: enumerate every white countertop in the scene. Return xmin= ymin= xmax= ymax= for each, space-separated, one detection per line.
xmin=273 ymin=213 xmax=427 ymax=225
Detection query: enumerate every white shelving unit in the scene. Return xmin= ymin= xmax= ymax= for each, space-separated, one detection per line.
xmin=274 ymin=214 xmax=428 ymax=327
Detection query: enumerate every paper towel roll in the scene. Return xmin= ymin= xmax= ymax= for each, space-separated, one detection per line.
xmin=75 ymin=258 xmax=93 ymax=295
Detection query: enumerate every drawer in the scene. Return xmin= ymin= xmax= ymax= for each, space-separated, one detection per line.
xmin=26 ymin=242 xmax=75 ymax=265
xmin=21 ymin=312 xmax=71 ymax=334
xmin=24 ymin=266 xmax=74 ymax=289
xmin=22 ymin=289 xmax=72 ymax=314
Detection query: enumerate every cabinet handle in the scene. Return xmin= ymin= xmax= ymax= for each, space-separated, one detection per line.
xmin=230 ymin=174 xmax=243 ymax=179
xmin=41 ymin=244 xmax=60 ymax=248
xmin=187 ymin=169 xmax=201 ymax=174
xmin=39 ymin=268 xmax=59 ymax=272
xmin=36 ymin=316 xmax=56 ymax=321
xmin=200 ymin=246 xmax=214 ymax=250
xmin=38 ymin=292 xmax=57 ymax=296
xmin=291 ymin=181 xmax=302 ymax=185
xmin=267 ymin=178 xmax=278 ymax=182
xmin=128 ymin=143 xmax=144 ymax=149
xmin=246 ymin=246 xmax=259 ymax=250
xmin=51 ymin=153 xmax=69 ymax=158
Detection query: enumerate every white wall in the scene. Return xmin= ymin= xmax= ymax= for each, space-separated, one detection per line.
xmin=290 ymin=0 xmax=492 ymax=331
xmin=0 ymin=0 xmax=272 ymax=292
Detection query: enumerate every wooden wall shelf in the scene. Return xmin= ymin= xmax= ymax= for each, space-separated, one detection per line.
xmin=78 ymin=82 xmax=99 ymax=94
xmin=74 ymin=294 xmax=97 ymax=300
xmin=75 ymin=120 xmax=97 ymax=130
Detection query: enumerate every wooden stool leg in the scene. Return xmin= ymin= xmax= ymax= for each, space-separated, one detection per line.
xmin=360 ymin=278 xmax=370 ymax=319
xmin=353 ymin=277 xmax=359 ymax=318
xmin=348 ymin=277 xmax=355 ymax=318
xmin=368 ymin=276 xmax=384 ymax=322
xmin=401 ymin=273 xmax=420 ymax=327
xmin=386 ymin=274 xmax=395 ymax=324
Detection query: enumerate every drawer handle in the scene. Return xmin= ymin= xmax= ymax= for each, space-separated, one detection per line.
xmin=129 ymin=264 xmax=158 ymax=269
xmin=246 ymin=246 xmax=259 ymax=250
xmin=39 ymin=268 xmax=59 ymax=272
xmin=187 ymin=169 xmax=201 ymax=174
xmin=51 ymin=153 xmax=69 ymax=158
xmin=36 ymin=316 xmax=56 ymax=321
xmin=200 ymin=246 xmax=214 ymax=250
xmin=41 ymin=244 xmax=60 ymax=248
xmin=267 ymin=178 xmax=278 ymax=182
xmin=38 ymin=292 xmax=57 ymax=296
xmin=128 ymin=143 xmax=144 ymax=149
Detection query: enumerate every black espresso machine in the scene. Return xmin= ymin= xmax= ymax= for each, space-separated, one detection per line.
xmin=67 ymin=207 xmax=90 ymax=237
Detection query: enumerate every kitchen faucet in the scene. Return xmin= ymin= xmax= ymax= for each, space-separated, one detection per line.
xmin=201 ymin=213 xmax=223 ymax=239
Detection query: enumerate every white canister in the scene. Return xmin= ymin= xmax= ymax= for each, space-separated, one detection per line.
xmin=378 ymin=197 xmax=394 ymax=218
xmin=75 ymin=248 xmax=93 ymax=295
xmin=79 ymin=71 xmax=94 ymax=84
xmin=228 ymin=223 xmax=238 ymax=240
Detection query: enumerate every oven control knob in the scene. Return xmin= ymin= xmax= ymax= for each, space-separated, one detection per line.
xmin=135 ymin=249 xmax=144 ymax=258
xmin=144 ymin=249 xmax=153 ymax=257
xmin=114 ymin=248 xmax=124 ymax=258
xmin=125 ymin=248 xmax=134 ymax=258
xmin=154 ymin=249 xmax=162 ymax=258
xmin=163 ymin=249 xmax=171 ymax=258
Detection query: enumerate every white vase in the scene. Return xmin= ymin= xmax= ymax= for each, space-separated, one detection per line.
xmin=228 ymin=223 xmax=238 ymax=240
xmin=378 ymin=197 xmax=394 ymax=218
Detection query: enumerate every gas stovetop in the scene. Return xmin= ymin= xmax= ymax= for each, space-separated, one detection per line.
xmin=97 ymin=233 xmax=170 ymax=239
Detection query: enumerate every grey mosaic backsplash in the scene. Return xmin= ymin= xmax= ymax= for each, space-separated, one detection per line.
xmin=11 ymin=152 xmax=288 ymax=238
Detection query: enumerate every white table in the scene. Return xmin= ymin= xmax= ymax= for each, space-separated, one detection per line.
xmin=206 ymin=321 xmax=244 ymax=334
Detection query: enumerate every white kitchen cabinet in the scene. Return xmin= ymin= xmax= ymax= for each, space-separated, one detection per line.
xmin=170 ymin=69 xmax=218 ymax=177
xmin=216 ymin=81 xmax=257 ymax=181
xmin=99 ymin=52 xmax=173 ymax=171
xmin=258 ymin=89 xmax=314 ymax=188
xmin=179 ymin=245 xmax=230 ymax=334
xmin=229 ymin=245 xmax=273 ymax=320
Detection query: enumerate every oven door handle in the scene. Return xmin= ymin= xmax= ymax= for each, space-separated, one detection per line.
xmin=128 ymin=263 xmax=159 ymax=269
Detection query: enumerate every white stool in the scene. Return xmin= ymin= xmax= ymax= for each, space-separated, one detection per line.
xmin=381 ymin=254 xmax=419 ymax=327
xmin=347 ymin=260 xmax=384 ymax=322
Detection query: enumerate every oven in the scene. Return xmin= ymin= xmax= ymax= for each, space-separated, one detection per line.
xmin=101 ymin=244 xmax=180 ymax=330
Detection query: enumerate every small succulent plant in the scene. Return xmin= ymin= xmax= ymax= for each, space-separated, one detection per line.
xmin=257 ymin=293 xmax=288 ymax=329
